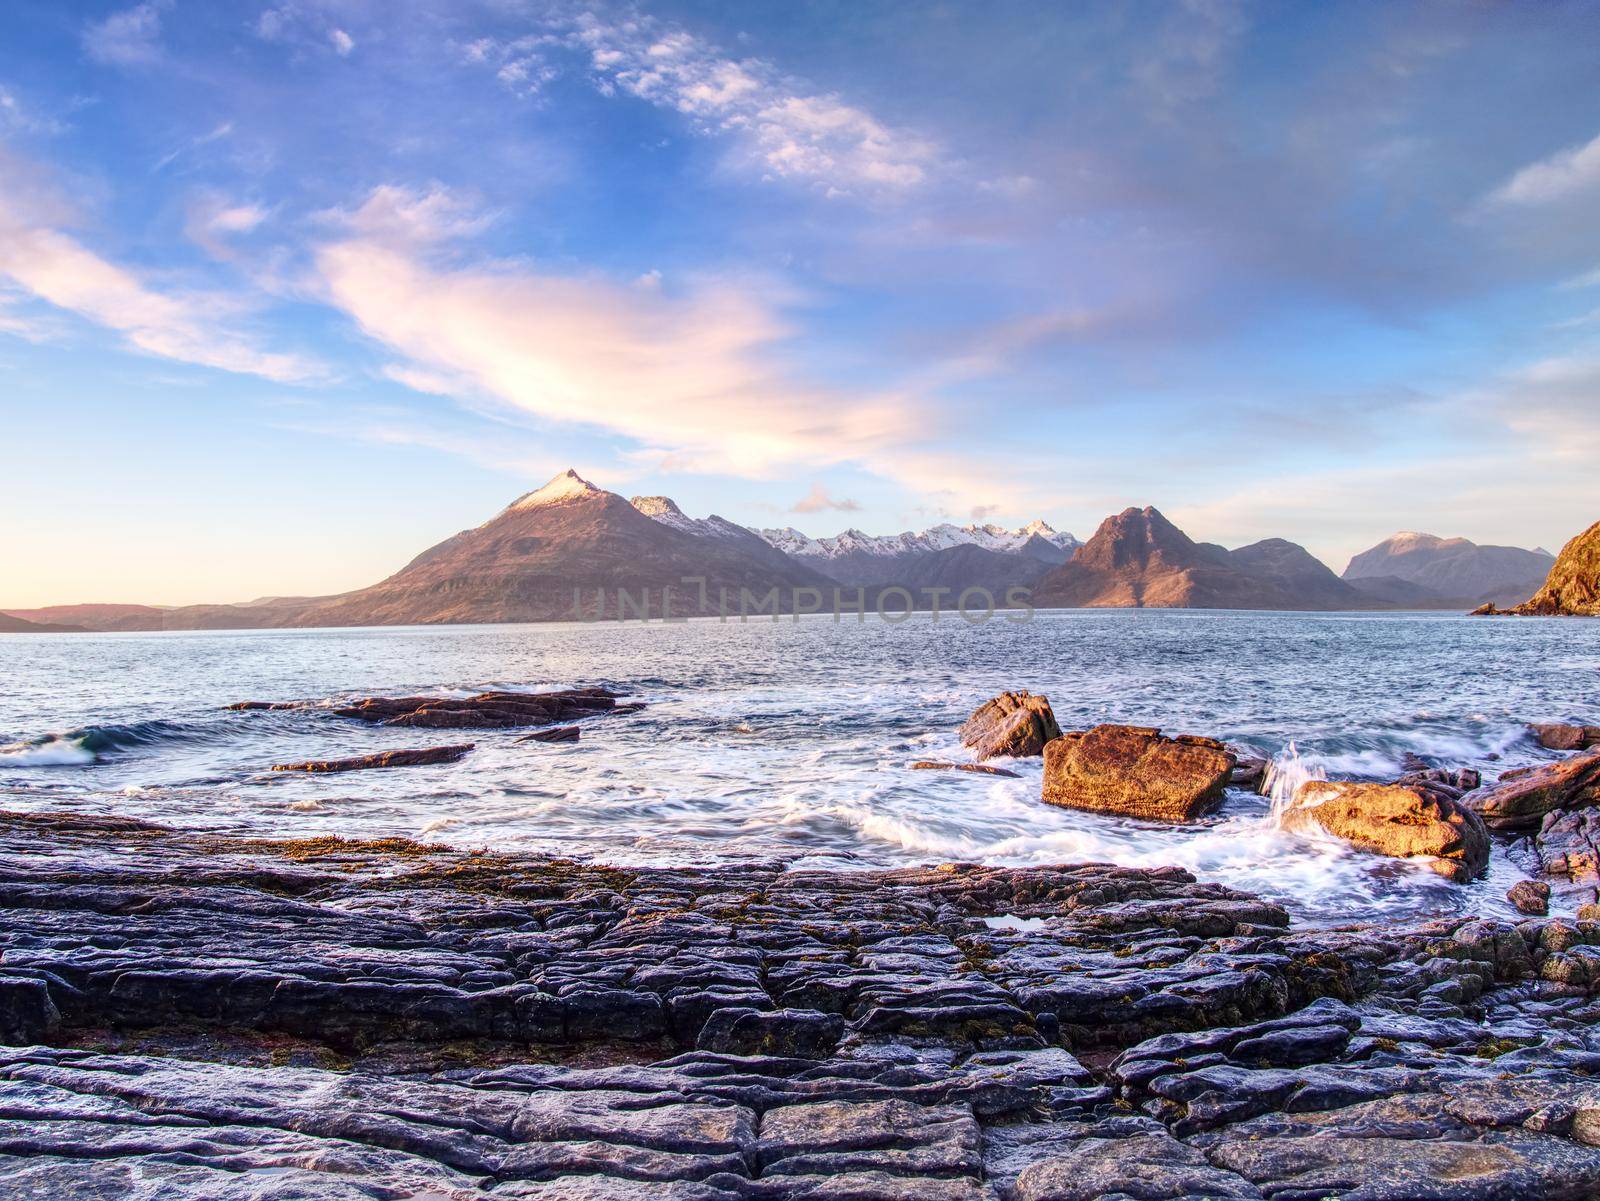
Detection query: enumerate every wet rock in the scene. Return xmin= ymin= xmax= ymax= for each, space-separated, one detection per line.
xmin=958 ymin=692 xmax=1062 ymax=760
xmin=1279 ymin=780 xmax=1490 ymax=882
xmin=520 ymin=727 xmax=581 ymax=744
xmin=1525 ymin=809 xmax=1600 ymax=909
xmin=233 ymin=687 xmax=636 ymax=730
xmin=270 ymin=744 xmax=474 ymax=773
xmin=1509 ymin=880 xmax=1553 ymax=916
xmin=695 ymin=1008 xmax=845 ymax=1058
xmin=1532 ymin=722 xmax=1600 ymax=752
xmin=0 ymin=976 xmax=60 ymax=1043
xmin=1229 ymin=755 xmax=1269 ymax=791
xmin=1010 ymin=1129 xmax=1263 ymax=1201
xmin=1468 ymin=747 xmax=1600 ymax=831
xmin=910 ymin=760 xmax=1021 ymax=778
xmin=1041 ymin=724 xmax=1234 ymax=821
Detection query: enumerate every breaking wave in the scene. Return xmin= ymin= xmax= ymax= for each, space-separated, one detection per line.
xmin=0 ymin=720 xmax=208 ymax=766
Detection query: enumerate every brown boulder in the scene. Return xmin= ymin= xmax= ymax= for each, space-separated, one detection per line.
xmin=1041 ymin=724 xmax=1234 ymax=821
xmin=1280 ymin=780 xmax=1489 ymax=882
xmin=1465 ymin=747 xmax=1600 ymax=831
xmin=270 ymin=744 xmax=474 ymax=774
xmin=1507 ymin=880 xmax=1551 ymax=916
xmin=1530 ymin=722 xmax=1600 ymax=752
xmin=959 ymin=692 xmax=1063 ymax=761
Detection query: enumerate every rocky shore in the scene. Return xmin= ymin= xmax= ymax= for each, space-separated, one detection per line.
xmin=4 ymin=811 xmax=1600 ymax=1198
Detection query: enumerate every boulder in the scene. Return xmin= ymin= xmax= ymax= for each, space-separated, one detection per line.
xmin=1531 ymin=722 xmax=1600 ymax=752
xmin=1279 ymin=780 xmax=1489 ymax=882
xmin=959 ymin=692 xmax=1063 ymax=761
xmin=1229 ymin=755 xmax=1268 ymax=792
xmin=1466 ymin=747 xmax=1600 ymax=831
xmin=270 ymin=745 xmax=474 ymax=774
xmin=1508 ymin=880 xmax=1552 ymax=916
xmin=1041 ymin=725 xmax=1234 ymax=822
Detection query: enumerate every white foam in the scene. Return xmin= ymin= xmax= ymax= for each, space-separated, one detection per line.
xmin=0 ymin=739 xmax=95 ymax=766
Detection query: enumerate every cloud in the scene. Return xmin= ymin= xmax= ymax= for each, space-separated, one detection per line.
xmin=0 ymin=86 xmax=66 ymax=136
xmin=314 ymin=185 xmax=914 ymax=477
xmin=1487 ymin=130 xmax=1600 ymax=207
xmin=791 ymin=483 xmax=861 ymax=514
xmin=183 ymin=191 xmax=269 ymax=259
xmin=330 ymin=28 xmax=354 ymax=56
xmin=469 ymin=12 xmax=940 ymax=196
xmin=82 ymin=1 xmax=169 ymax=66
xmin=0 ymin=153 xmax=320 ymax=383
xmin=153 ymin=121 xmax=235 ymax=173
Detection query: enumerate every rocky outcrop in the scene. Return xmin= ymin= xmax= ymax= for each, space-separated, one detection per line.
xmin=1279 ymin=780 xmax=1490 ymax=882
xmin=1041 ymin=724 xmax=1234 ymax=821
xmin=959 ymin=692 xmax=1062 ymax=760
xmin=519 ymin=726 xmax=580 ymax=743
xmin=4 ymin=812 xmax=1600 ymax=1199
xmin=1467 ymin=748 xmax=1600 ymax=831
xmin=270 ymin=744 xmax=474 ymax=773
xmin=1533 ymin=722 xmax=1600 ymax=751
xmin=1509 ymin=880 xmax=1553 ymax=915
xmin=232 ymin=687 xmax=638 ymax=730
xmin=1507 ymin=520 xmax=1600 ymax=616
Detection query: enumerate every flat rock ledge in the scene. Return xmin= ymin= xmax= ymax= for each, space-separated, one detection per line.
xmin=3 ymin=813 xmax=1600 ymax=1199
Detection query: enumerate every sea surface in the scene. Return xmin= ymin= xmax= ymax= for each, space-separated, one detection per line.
xmin=3 ymin=610 xmax=1598 ymax=925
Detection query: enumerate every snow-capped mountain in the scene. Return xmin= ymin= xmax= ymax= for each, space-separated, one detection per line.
xmin=755 ymin=520 xmax=1079 ymax=560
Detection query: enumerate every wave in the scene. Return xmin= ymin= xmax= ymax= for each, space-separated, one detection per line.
xmin=0 ymin=719 xmax=207 ymax=767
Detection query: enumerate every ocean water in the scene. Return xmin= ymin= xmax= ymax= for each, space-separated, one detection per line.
xmin=3 ymin=610 xmax=1597 ymax=925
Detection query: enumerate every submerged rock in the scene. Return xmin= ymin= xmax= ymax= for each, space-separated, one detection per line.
xmin=519 ymin=726 xmax=580 ymax=743
xmin=1532 ymin=722 xmax=1600 ymax=752
xmin=1279 ymin=780 xmax=1490 ymax=882
xmin=911 ymin=760 xmax=1022 ymax=778
xmin=959 ymin=691 xmax=1062 ymax=760
xmin=232 ymin=687 xmax=637 ymax=730
xmin=270 ymin=744 xmax=474 ymax=773
xmin=1041 ymin=724 xmax=1234 ymax=821
xmin=1468 ymin=748 xmax=1600 ymax=831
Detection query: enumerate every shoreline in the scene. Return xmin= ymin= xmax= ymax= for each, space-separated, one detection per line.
xmin=3 ymin=810 xmax=1599 ymax=1197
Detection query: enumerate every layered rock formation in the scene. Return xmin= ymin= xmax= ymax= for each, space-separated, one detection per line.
xmin=270 ymin=744 xmax=475 ymax=773
xmin=4 ymin=812 xmax=1600 ymax=1199
xmin=1041 ymin=724 xmax=1234 ymax=820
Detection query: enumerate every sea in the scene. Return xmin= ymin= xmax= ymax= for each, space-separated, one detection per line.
xmin=3 ymin=609 xmax=1597 ymax=925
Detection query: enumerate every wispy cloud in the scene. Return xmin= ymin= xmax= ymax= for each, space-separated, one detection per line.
xmin=315 ymin=185 xmax=915 ymax=476
xmin=791 ymin=483 xmax=861 ymax=513
xmin=1487 ymin=129 xmax=1600 ymax=207
xmin=0 ymin=152 xmax=320 ymax=383
xmin=82 ymin=1 xmax=169 ymax=67
xmin=467 ymin=11 xmax=941 ymax=196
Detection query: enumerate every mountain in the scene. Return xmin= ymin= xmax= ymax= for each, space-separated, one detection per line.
xmin=284 ymin=471 xmax=835 ymax=627
xmin=1030 ymin=507 xmax=1372 ymax=610
xmin=755 ymin=520 xmax=1079 ymax=587
xmin=1343 ymin=532 xmax=1553 ymax=608
xmin=629 ymin=495 xmax=805 ymax=575
xmin=0 ymin=612 xmax=86 ymax=633
xmin=1504 ymin=520 xmax=1600 ymax=616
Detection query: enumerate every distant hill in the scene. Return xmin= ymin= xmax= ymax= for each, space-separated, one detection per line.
xmin=1343 ymin=532 xmax=1553 ymax=609
xmin=1030 ymin=507 xmax=1372 ymax=610
xmin=1 ymin=603 xmax=166 ymax=632
xmin=1503 ymin=520 xmax=1600 ymax=616
xmin=0 ymin=612 xmax=86 ymax=633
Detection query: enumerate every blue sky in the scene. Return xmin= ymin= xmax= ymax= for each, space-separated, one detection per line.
xmin=2 ymin=0 xmax=1599 ymax=605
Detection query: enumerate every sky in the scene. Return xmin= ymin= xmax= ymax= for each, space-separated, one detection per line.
xmin=2 ymin=0 xmax=1599 ymax=606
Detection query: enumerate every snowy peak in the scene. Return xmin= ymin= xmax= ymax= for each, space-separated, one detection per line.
xmin=629 ymin=495 xmax=695 ymax=532
xmin=507 ymin=470 xmax=605 ymax=511
xmin=753 ymin=520 xmax=1078 ymax=559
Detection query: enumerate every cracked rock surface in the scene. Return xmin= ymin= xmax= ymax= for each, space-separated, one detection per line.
xmin=2 ymin=811 xmax=1600 ymax=1198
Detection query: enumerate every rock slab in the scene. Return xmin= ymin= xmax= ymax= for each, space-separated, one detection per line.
xmin=1041 ymin=724 xmax=1234 ymax=821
